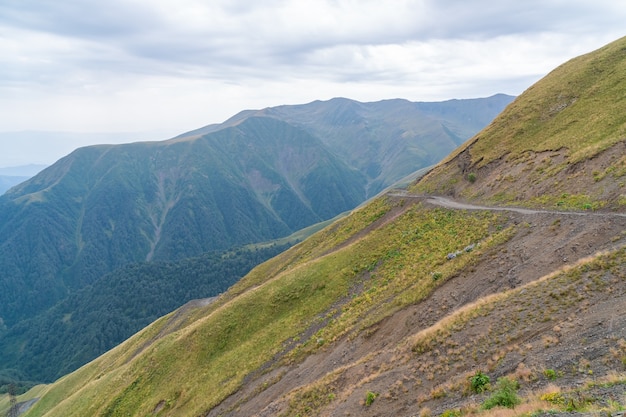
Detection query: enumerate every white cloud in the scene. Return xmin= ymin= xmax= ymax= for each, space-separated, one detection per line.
xmin=0 ymin=0 xmax=624 ymax=143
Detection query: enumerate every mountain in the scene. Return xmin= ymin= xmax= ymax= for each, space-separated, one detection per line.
xmin=0 ymin=176 xmax=28 ymax=195
xmin=416 ymin=41 xmax=626 ymax=210
xmin=0 ymin=165 xmax=47 ymax=195
xmin=183 ymin=95 xmax=514 ymax=196
xmin=8 ymin=38 xmax=625 ymax=417
xmin=0 ymin=97 xmax=512 ymax=325
xmin=0 ymin=243 xmax=290 ymax=385
xmin=0 ymin=96 xmax=512 ymax=383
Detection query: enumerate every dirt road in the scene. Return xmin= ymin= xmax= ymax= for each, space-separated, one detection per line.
xmin=387 ymin=190 xmax=626 ymax=217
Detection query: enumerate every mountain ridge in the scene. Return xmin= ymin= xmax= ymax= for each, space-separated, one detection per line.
xmin=416 ymin=37 xmax=626 ymax=210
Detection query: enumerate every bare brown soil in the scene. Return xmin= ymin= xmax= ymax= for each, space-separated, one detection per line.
xmin=207 ymin=195 xmax=626 ymax=417
xmin=421 ymin=139 xmax=626 ymax=211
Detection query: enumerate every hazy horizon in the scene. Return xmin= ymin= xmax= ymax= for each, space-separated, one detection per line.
xmin=2 ymin=0 xmax=624 ymax=164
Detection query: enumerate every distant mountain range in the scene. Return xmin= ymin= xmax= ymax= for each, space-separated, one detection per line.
xmin=0 ymin=176 xmax=28 ymax=195
xmin=0 ymin=130 xmax=177 ymax=167
xmin=0 ymin=94 xmax=513 ymax=384
xmin=0 ymin=165 xmax=47 ymax=195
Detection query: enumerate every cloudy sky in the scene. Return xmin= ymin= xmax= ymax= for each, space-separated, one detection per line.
xmin=0 ymin=0 xmax=625 ymax=166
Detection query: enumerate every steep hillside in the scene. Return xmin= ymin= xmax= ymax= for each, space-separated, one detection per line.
xmin=0 ymin=117 xmax=360 ymax=326
xmin=14 ymin=195 xmax=625 ymax=417
xmin=416 ymin=37 xmax=626 ymax=210
xmin=0 ymin=243 xmax=290 ymax=384
xmin=12 ymin=38 xmax=626 ymax=417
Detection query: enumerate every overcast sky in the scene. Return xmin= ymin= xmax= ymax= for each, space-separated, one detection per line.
xmin=1 ymin=0 xmax=625 ymax=166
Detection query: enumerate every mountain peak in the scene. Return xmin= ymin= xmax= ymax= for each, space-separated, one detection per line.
xmin=416 ymin=36 xmax=626 ymax=211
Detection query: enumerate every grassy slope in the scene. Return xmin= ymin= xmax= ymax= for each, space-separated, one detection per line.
xmin=280 ymin=245 xmax=626 ymax=417
xmin=415 ymin=36 xmax=626 ymax=209
xmin=22 ymin=196 xmax=507 ymax=417
xmin=473 ymin=37 xmax=626 ymax=164
xmin=21 ymin=195 xmax=626 ymax=417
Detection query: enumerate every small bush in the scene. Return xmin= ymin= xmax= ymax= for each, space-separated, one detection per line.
xmin=468 ymin=173 xmax=477 ymax=183
xmin=365 ymin=391 xmax=378 ymax=406
xmin=543 ymin=369 xmax=558 ymax=380
xmin=481 ymin=377 xmax=521 ymax=409
xmin=540 ymin=391 xmax=564 ymax=405
xmin=441 ymin=409 xmax=461 ymax=417
xmin=469 ymin=371 xmax=491 ymax=393
xmin=419 ymin=406 xmax=432 ymax=417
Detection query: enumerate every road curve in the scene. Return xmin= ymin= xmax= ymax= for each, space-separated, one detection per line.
xmin=387 ymin=191 xmax=626 ymax=218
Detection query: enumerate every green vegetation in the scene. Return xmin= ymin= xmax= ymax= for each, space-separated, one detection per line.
xmin=0 ymin=95 xmax=510 ymax=389
xmin=440 ymin=409 xmax=461 ymax=417
xmin=471 ymin=37 xmax=626 ymax=167
xmin=543 ymin=368 xmax=559 ymax=380
xmin=539 ymin=376 xmax=626 ymax=414
xmin=15 ymin=175 xmax=626 ymax=416
xmin=469 ymin=371 xmax=490 ymax=393
xmin=365 ymin=390 xmax=378 ymax=406
xmin=0 ymin=243 xmax=290 ymax=384
xmin=19 ymin=195 xmax=508 ymax=416
xmin=527 ymin=193 xmax=605 ymax=211
xmin=415 ymin=36 xmax=626 ymax=209
xmin=8 ymin=38 xmax=626 ymax=417
xmin=481 ymin=377 xmax=521 ymax=409
xmin=0 ymin=384 xmax=47 ymax=417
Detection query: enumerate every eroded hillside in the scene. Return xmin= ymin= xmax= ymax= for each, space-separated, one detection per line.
xmin=416 ymin=36 xmax=626 ymax=211
xmin=206 ymin=195 xmax=626 ymax=417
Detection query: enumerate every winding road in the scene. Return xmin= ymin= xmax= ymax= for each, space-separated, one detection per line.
xmin=387 ymin=191 xmax=626 ymax=218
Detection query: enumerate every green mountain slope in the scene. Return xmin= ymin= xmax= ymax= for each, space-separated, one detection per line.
xmin=0 ymin=117 xmax=362 ymax=327
xmin=0 ymin=243 xmax=289 ymax=384
xmin=416 ymin=37 xmax=626 ymax=210
xmin=11 ymin=38 xmax=626 ymax=417
xmin=186 ymin=94 xmax=513 ymax=197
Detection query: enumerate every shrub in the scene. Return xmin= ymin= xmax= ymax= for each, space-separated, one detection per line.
xmin=441 ymin=409 xmax=461 ymax=417
xmin=419 ymin=406 xmax=432 ymax=417
xmin=543 ymin=368 xmax=558 ymax=380
xmin=468 ymin=172 xmax=477 ymax=183
xmin=481 ymin=377 xmax=521 ymax=409
xmin=540 ymin=391 xmax=564 ymax=405
xmin=365 ymin=391 xmax=378 ymax=406
xmin=469 ymin=371 xmax=491 ymax=393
